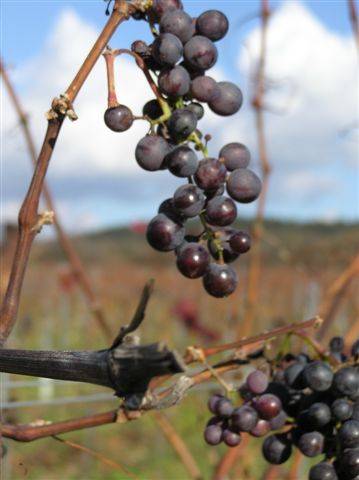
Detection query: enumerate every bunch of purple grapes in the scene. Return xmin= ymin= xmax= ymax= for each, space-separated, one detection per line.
xmin=204 ymin=336 xmax=359 ymax=479
xmin=103 ymin=0 xmax=262 ymax=298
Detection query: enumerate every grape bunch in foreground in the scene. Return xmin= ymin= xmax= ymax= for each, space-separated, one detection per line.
xmin=104 ymin=0 xmax=262 ymax=298
xmin=204 ymin=337 xmax=359 ymax=479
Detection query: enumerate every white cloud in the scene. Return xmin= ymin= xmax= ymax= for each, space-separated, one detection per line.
xmin=2 ymin=2 xmax=358 ymax=231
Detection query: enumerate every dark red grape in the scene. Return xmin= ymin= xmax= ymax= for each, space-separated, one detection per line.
xmin=231 ymin=405 xmax=258 ymax=432
xmin=309 ymin=462 xmax=338 ymax=480
xmin=202 ymin=263 xmax=238 ymax=298
xmin=226 ymin=168 xmax=262 ymax=203
xmin=104 ymin=105 xmax=134 ymax=132
xmin=207 ymin=394 xmax=225 ymax=414
xmin=196 ymin=10 xmax=229 ymax=42
xmin=229 ymin=231 xmax=251 ymax=254
xmin=205 ymin=196 xmax=237 ymax=226
xmin=222 ymin=429 xmax=241 ymax=447
xmin=173 ymin=184 xmax=205 ymax=217
xmin=183 ymin=36 xmax=218 ymax=70
xmin=331 ymin=399 xmax=353 ymax=422
xmin=143 ymin=99 xmax=163 ymax=120
xmin=254 ymin=394 xmax=282 ymax=420
xmin=297 ymin=431 xmax=324 ymax=457
xmin=158 ymin=65 xmax=191 ymax=96
xmin=250 ymin=419 xmax=270 ymax=437
xmin=190 ymin=75 xmax=219 ymax=102
xmin=262 ymin=434 xmax=292 ymax=464
xmin=246 ymin=370 xmax=269 ymax=394
xmin=216 ymin=398 xmax=234 ymax=417
xmin=303 ymin=361 xmax=333 ymax=392
xmin=160 ymin=9 xmax=194 ymax=43
xmin=135 ymin=135 xmax=170 ymax=171
xmin=176 ymin=242 xmax=210 ymax=278
xmin=333 ymin=367 xmax=359 ymax=398
xmin=194 ymin=158 xmax=227 ymax=190
xmin=186 ymin=102 xmax=204 ymax=120
xmin=151 ymin=0 xmax=183 ymax=21
xmin=219 ymin=143 xmax=250 ymax=170
xmin=204 ymin=424 xmax=222 ymax=445
xmin=152 ymin=33 xmax=183 ymax=66
xmin=167 ymin=108 xmax=198 ymax=140
xmin=209 ymin=81 xmax=243 ymax=116
xmin=165 ymin=145 xmax=198 ymax=177
xmin=339 ymin=420 xmax=359 ymax=448
xmin=146 ymin=213 xmax=184 ymax=251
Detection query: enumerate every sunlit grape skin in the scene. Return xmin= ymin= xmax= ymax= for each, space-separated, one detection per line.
xmin=246 ymin=370 xmax=269 ymax=395
xmin=158 ymin=65 xmax=191 ymax=97
xmin=209 ymin=81 xmax=243 ymax=116
xmin=190 ymin=75 xmax=219 ymax=102
xmin=104 ymin=105 xmax=134 ymax=132
xmin=219 ymin=143 xmax=251 ymax=171
xmin=196 ymin=10 xmax=229 ymax=41
xmin=146 ymin=214 xmax=185 ymax=252
xmin=254 ymin=394 xmax=282 ymax=420
xmin=173 ymin=184 xmax=205 ymax=217
xmin=202 ymin=263 xmax=238 ymax=298
xmin=183 ymin=35 xmax=218 ymax=70
xmin=309 ymin=462 xmax=338 ymax=480
xmin=229 ymin=231 xmax=251 ymax=254
xmin=176 ymin=242 xmax=210 ymax=278
xmin=152 ymin=33 xmax=183 ymax=66
xmin=151 ymin=0 xmax=183 ymax=21
xmin=297 ymin=431 xmax=324 ymax=457
xmin=226 ymin=168 xmax=262 ymax=203
xmin=165 ymin=145 xmax=198 ymax=177
xmin=205 ymin=196 xmax=237 ymax=226
xmin=160 ymin=9 xmax=194 ymax=43
xmin=135 ymin=135 xmax=170 ymax=171
xmin=194 ymin=158 xmax=227 ymax=191
xmin=167 ymin=108 xmax=198 ymax=141
xmin=204 ymin=425 xmax=222 ymax=445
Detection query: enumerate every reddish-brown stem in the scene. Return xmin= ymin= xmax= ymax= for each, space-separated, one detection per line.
xmin=0 ymin=58 xmax=112 ymax=341
xmin=243 ymin=0 xmax=271 ymax=338
xmin=213 ymin=436 xmax=249 ymax=480
xmin=0 ymin=0 xmax=131 ymax=346
xmin=103 ymin=50 xmax=119 ymax=108
xmin=348 ymin=0 xmax=359 ymax=54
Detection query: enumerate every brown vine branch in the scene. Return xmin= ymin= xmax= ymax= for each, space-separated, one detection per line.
xmin=0 ymin=58 xmax=113 ymax=341
xmin=0 ymin=0 xmax=132 ymax=346
xmin=318 ymin=252 xmax=359 ymax=340
xmin=243 ymin=0 xmax=272 ymax=337
xmin=1 ymin=316 xmax=319 ymax=442
xmin=213 ymin=435 xmax=249 ymax=480
xmin=348 ymin=0 xmax=359 ymax=54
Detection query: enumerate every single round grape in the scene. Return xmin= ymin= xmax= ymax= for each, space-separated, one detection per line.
xmin=219 ymin=143 xmax=250 ymax=171
xmin=190 ymin=76 xmax=219 ymax=102
xmin=173 ymin=184 xmax=205 ymax=217
xmin=262 ymin=434 xmax=292 ymax=464
xmin=205 ymin=196 xmax=237 ymax=227
xmin=223 ymin=429 xmax=241 ymax=447
xmin=186 ymin=102 xmax=204 ymax=120
xmin=307 ymin=402 xmax=332 ymax=428
xmin=207 ymin=394 xmax=225 ymax=414
xmin=229 ymin=231 xmax=251 ymax=254
xmin=340 ymin=448 xmax=359 ymax=477
xmin=297 ymin=431 xmax=324 ymax=457
xmin=196 ymin=10 xmax=229 ymax=42
xmin=216 ymin=397 xmax=234 ymax=417
xmin=135 ymin=135 xmax=170 ymax=171
xmin=158 ymin=65 xmax=191 ymax=96
xmin=226 ymin=168 xmax=262 ymax=203
xmin=254 ymin=394 xmax=282 ymax=420
xmin=152 ymin=33 xmax=183 ymax=66
xmin=332 ymin=399 xmax=353 ymax=422
xmin=351 ymin=339 xmax=359 ymax=358
xmin=143 ymin=99 xmax=163 ymax=120
xmin=284 ymin=362 xmax=305 ymax=389
xmin=208 ymin=227 xmax=239 ymax=263
xmin=146 ymin=213 xmax=184 ymax=251
xmin=194 ymin=158 xmax=227 ymax=191
xmin=339 ymin=420 xmax=359 ymax=449
xmin=167 ymin=108 xmax=198 ymax=140
xmin=303 ymin=361 xmax=334 ymax=392
xmin=333 ymin=367 xmax=359 ymax=398
xmin=165 ymin=145 xmax=198 ymax=177
xmin=329 ymin=336 xmax=345 ymax=353
xmin=204 ymin=424 xmax=223 ymax=445
xmin=231 ymin=405 xmax=258 ymax=432
xmin=183 ymin=35 xmax=218 ymax=70
xmin=209 ymin=81 xmax=243 ymax=116
xmin=104 ymin=105 xmax=134 ymax=132
xmin=309 ymin=462 xmax=338 ymax=480
xmin=250 ymin=419 xmax=270 ymax=437
xmin=176 ymin=242 xmax=210 ymax=278
xmin=151 ymin=0 xmax=183 ymax=20
xmin=269 ymin=410 xmax=288 ymax=431
xmin=246 ymin=370 xmax=269 ymax=395
xmin=160 ymin=9 xmax=194 ymax=43
xmin=202 ymin=263 xmax=238 ymax=298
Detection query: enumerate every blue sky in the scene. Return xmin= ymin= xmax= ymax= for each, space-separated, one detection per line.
xmin=1 ymin=0 xmax=358 ymax=231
